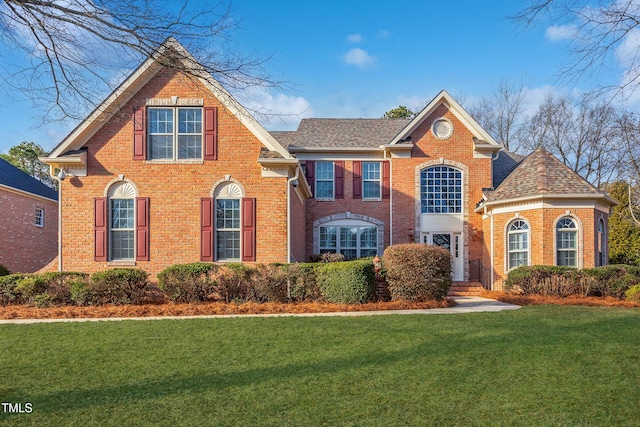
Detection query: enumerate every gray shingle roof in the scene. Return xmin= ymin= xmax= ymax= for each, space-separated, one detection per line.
xmin=269 ymin=131 xmax=297 ymax=148
xmin=486 ymin=147 xmax=604 ymax=201
xmin=492 ymin=150 xmax=525 ymax=188
xmin=287 ymin=118 xmax=411 ymax=148
xmin=0 ymin=158 xmax=58 ymax=201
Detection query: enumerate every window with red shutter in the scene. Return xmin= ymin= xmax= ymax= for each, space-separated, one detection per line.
xmin=135 ymin=197 xmax=150 ymax=261
xmin=94 ymin=197 xmax=108 ymax=261
xmin=353 ymin=161 xmax=362 ymax=199
xmin=242 ymin=198 xmax=256 ymax=262
xmin=201 ymin=198 xmax=214 ymax=261
xmin=335 ymin=161 xmax=344 ymax=199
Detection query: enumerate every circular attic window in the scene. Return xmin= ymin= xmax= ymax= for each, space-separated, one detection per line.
xmin=432 ymin=118 xmax=453 ymax=140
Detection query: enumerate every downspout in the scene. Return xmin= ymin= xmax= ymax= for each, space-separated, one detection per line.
xmin=287 ymin=165 xmax=300 ymax=263
xmin=384 ymin=149 xmax=392 ymax=246
xmin=490 ymin=210 xmax=494 ymax=290
xmin=50 ymin=166 xmax=65 ymax=271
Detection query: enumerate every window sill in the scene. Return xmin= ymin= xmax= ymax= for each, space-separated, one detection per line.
xmin=107 ymin=261 xmax=136 ymax=267
xmin=145 ymin=160 xmax=204 ymax=165
xmin=314 ymin=198 xmax=335 ymax=202
xmin=362 ymin=198 xmax=382 ymax=202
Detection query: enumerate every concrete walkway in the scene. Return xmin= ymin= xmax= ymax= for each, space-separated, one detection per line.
xmin=0 ymin=297 xmax=520 ymax=324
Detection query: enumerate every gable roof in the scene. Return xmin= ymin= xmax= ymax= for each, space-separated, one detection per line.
xmin=0 ymin=158 xmax=58 ymax=201
xmin=389 ymin=90 xmax=500 ymax=148
xmin=44 ymin=38 xmax=292 ymax=161
xmin=287 ymin=118 xmax=411 ymax=150
xmin=482 ymin=147 xmax=616 ymax=207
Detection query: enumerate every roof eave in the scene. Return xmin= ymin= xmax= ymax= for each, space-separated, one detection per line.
xmin=476 ymin=193 xmax=618 ymax=212
xmin=288 ymin=146 xmax=385 ymax=153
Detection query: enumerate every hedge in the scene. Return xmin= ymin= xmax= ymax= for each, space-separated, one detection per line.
xmin=383 ymin=244 xmax=452 ymax=301
xmin=0 ymin=272 xmax=89 ymax=307
xmin=88 ymin=269 xmax=149 ymax=305
xmin=158 ymin=262 xmax=218 ymax=303
xmin=315 ymin=259 xmax=375 ymax=304
xmin=505 ymin=265 xmax=640 ymax=298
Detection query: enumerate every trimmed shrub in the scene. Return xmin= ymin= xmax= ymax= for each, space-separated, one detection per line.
xmin=286 ymin=263 xmax=322 ymax=302
xmin=505 ymin=265 xmax=640 ymax=298
xmin=383 ymin=244 xmax=452 ymax=301
xmin=211 ymin=263 xmax=251 ymax=303
xmin=88 ymin=268 xmax=149 ymax=305
xmin=315 ymin=259 xmax=375 ymax=304
xmin=626 ymin=284 xmax=640 ymax=302
xmin=505 ymin=266 xmax=580 ymax=296
xmin=158 ymin=262 xmax=218 ymax=303
xmin=309 ymin=253 xmax=345 ymax=263
xmin=0 ymin=264 xmax=9 ymax=276
xmin=0 ymin=274 xmax=25 ymax=305
xmin=249 ymin=264 xmax=290 ymax=303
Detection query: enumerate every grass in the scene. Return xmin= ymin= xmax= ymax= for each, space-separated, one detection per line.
xmin=1 ymin=305 xmax=639 ymax=426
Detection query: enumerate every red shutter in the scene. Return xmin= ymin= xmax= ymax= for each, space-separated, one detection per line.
xmin=204 ymin=107 xmax=218 ymax=160
xmin=242 ymin=197 xmax=256 ymax=262
xmin=335 ymin=161 xmax=344 ymax=199
xmin=201 ymin=198 xmax=214 ymax=261
xmin=382 ymin=160 xmax=391 ymax=199
xmin=133 ymin=106 xmax=146 ymax=160
xmin=353 ymin=161 xmax=362 ymax=199
xmin=135 ymin=197 xmax=150 ymax=261
xmin=94 ymin=197 xmax=108 ymax=261
xmin=305 ymin=160 xmax=315 ymax=197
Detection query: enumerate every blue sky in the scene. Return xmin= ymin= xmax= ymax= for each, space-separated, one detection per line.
xmin=0 ymin=0 xmax=626 ymax=154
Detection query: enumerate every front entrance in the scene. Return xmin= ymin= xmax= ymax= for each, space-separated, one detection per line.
xmin=423 ymin=232 xmax=463 ymax=281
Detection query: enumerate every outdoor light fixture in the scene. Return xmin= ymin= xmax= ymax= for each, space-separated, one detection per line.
xmin=57 ymin=168 xmax=67 ymax=180
xmin=373 ymin=255 xmax=382 ymax=277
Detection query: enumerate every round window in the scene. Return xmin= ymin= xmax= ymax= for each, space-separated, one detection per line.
xmin=432 ymin=118 xmax=453 ymax=139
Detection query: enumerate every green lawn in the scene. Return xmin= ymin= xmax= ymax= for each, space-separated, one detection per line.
xmin=1 ymin=306 xmax=639 ymax=426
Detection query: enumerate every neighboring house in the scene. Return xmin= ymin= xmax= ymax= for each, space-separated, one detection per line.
xmin=40 ymin=39 xmax=616 ymax=289
xmin=0 ymin=158 xmax=58 ymax=273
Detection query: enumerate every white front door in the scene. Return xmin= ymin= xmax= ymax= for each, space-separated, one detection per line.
xmin=423 ymin=232 xmax=463 ymax=281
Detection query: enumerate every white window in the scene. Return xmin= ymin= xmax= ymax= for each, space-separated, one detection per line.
xmin=556 ymin=217 xmax=578 ymax=267
xmin=315 ymin=161 xmax=334 ymax=199
xmin=319 ymin=225 xmax=377 ymax=260
xmin=35 ymin=208 xmax=44 ymax=227
xmin=507 ymin=219 xmax=529 ymax=270
xmin=598 ymin=218 xmax=606 ymax=266
xmin=420 ymin=166 xmax=462 ymax=214
xmin=362 ymin=162 xmax=381 ymax=199
xmin=148 ymin=107 xmax=202 ymax=160
xmin=110 ymin=199 xmax=135 ymax=260
xmin=216 ymin=198 xmax=241 ymax=260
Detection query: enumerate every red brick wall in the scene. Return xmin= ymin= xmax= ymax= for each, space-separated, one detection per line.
xmin=490 ymin=206 xmax=602 ymax=289
xmin=0 ymin=189 xmax=58 ymax=273
xmin=60 ymin=68 xmax=289 ymax=279
xmin=391 ymin=104 xmax=493 ymax=280
xmin=304 ymin=160 xmax=390 ymax=260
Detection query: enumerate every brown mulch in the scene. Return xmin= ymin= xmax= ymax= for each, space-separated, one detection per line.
xmin=0 ymin=299 xmax=453 ymax=320
xmin=480 ymin=291 xmax=640 ymax=308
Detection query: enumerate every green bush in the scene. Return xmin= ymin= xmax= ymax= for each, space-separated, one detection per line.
xmin=383 ymin=244 xmax=452 ymax=301
xmin=0 ymin=264 xmax=10 ymax=276
xmin=505 ymin=266 xmax=580 ymax=296
xmin=582 ymin=265 xmax=640 ymax=298
xmin=0 ymin=274 xmax=25 ymax=305
xmin=309 ymin=253 xmax=345 ymax=263
xmin=158 ymin=262 xmax=218 ymax=303
xmin=286 ymin=263 xmax=322 ymax=302
xmin=315 ymin=259 xmax=375 ymax=304
xmin=89 ymin=268 xmax=149 ymax=305
xmin=626 ymin=284 xmax=640 ymax=302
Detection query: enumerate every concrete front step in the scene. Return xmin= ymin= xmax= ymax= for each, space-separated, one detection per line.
xmin=448 ymin=283 xmax=485 ymax=296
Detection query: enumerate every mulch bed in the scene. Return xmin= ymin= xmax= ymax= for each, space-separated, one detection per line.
xmin=0 ymin=299 xmax=453 ymax=320
xmin=481 ymin=291 xmax=640 ymax=308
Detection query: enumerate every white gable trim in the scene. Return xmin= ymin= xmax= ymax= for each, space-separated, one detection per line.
xmin=46 ymin=38 xmax=292 ymax=160
xmin=389 ymin=90 xmax=500 ymax=147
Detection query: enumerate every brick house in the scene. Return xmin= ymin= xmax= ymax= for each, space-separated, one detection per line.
xmin=0 ymin=158 xmax=58 ymax=273
xmin=41 ymin=39 xmax=616 ymax=289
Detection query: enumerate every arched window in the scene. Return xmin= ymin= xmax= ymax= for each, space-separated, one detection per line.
xmin=420 ymin=166 xmax=462 ymax=213
xmin=598 ymin=218 xmax=606 ymax=266
xmin=556 ymin=217 xmax=578 ymax=267
xmin=215 ymin=182 xmax=243 ymax=261
xmin=507 ymin=219 xmax=529 ymax=270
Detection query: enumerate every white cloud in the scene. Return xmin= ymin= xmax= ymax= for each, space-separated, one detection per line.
xmin=346 ymin=33 xmax=364 ymax=43
xmin=377 ymin=29 xmax=390 ymax=39
xmin=616 ymin=28 xmax=640 ymax=68
xmin=241 ymin=87 xmax=314 ymax=131
xmin=546 ymin=24 xmax=578 ymax=41
xmin=343 ymin=48 xmax=375 ymax=69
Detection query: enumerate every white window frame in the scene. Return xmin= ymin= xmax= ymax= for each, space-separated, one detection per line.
xmin=598 ymin=218 xmax=606 ymax=267
xmin=315 ymin=161 xmax=335 ymax=200
xmin=319 ymin=225 xmax=378 ymax=260
xmin=362 ymin=161 xmax=381 ymax=200
xmin=556 ymin=217 xmax=578 ymax=267
xmin=109 ymin=198 xmax=135 ymax=261
xmin=420 ymin=166 xmax=463 ymax=214
xmin=148 ymin=107 xmax=203 ymax=161
xmin=507 ymin=219 xmax=529 ymax=271
xmin=35 ymin=208 xmax=44 ymax=227
xmin=215 ymin=198 xmax=241 ymax=261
